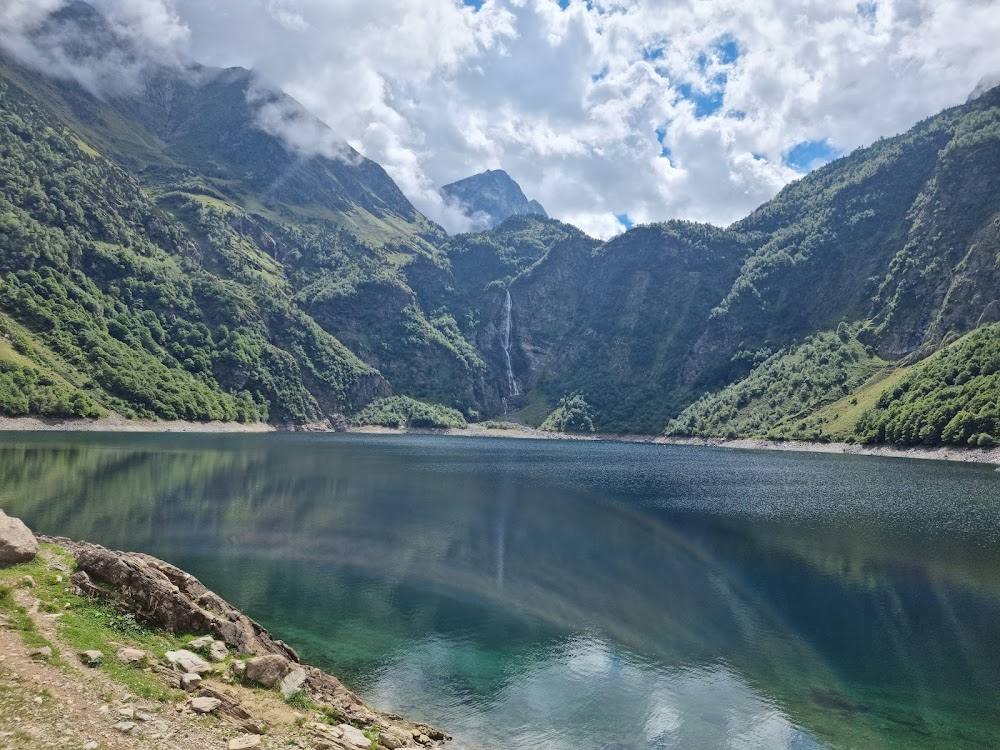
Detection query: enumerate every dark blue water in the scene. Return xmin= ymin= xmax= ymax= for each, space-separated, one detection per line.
xmin=2 ymin=432 xmax=999 ymax=749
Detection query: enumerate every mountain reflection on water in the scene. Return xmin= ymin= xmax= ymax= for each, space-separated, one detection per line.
xmin=1 ymin=432 xmax=999 ymax=749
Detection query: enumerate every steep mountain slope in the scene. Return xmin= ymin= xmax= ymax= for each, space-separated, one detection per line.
xmin=470 ymin=221 xmax=747 ymax=432
xmin=441 ymin=170 xmax=547 ymax=231
xmin=659 ymin=88 xmax=1000 ymax=443
xmin=0 ymin=70 xmax=385 ymax=422
xmin=1 ymin=1 xmax=487 ymax=417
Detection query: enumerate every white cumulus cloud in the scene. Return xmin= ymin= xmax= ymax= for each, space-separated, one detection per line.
xmin=5 ymin=0 xmax=1000 ymax=237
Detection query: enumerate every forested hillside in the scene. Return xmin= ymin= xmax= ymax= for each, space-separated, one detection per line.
xmin=1 ymin=1 xmax=998 ymax=446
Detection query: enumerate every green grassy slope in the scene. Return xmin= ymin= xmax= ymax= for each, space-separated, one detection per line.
xmin=665 ymin=328 xmax=888 ymax=440
xmin=855 ymin=323 xmax=1000 ymax=446
xmin=0 ymin=69 xmax=384 ymax=422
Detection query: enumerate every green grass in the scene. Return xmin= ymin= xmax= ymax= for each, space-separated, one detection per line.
xmin=666 ymin=328 xmax=888 ymax=441
xmin=782 ymin=365 xmax=910 ymax=441
xmin=509 ymin=391 xmax=553 ymax=428
xmin=0 ymin=583 xmax=58 ymax=655
xmin=0 ymin=546 xmax=191 ymax=701
xmin=479 ymin=420 xmax=521 ymax=430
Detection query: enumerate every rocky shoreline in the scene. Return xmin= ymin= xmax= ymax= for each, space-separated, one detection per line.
xmin=1 ymin=415 xmax=998 ymax=467
xmin=354 ymin=426 xmax=1000 ymax=466
xmin=0 ymin=511 xmax=448 ymax=750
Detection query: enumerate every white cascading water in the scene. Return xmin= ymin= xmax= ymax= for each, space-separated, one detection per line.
xmin=501 ymin=290 xmax=520 ymax=396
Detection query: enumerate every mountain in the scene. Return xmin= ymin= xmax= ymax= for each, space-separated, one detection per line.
xmin=441 ymin=170 xmax=547 ymax=231
xmin=1 ymin=1 xmax=998 ymax=447
xmin=457 ymin=85 xmax=1000 ymax=439
xmin=0 ymin=1 xmax=492 ymax=423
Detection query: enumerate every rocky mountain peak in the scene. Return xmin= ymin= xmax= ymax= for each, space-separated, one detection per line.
xmin=441 ymin=169 xmax=547 ymax=231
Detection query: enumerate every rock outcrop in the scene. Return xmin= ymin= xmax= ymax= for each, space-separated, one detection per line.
xmin=45 ymin=536 xmax=298 ymax=660
xmin=39 ymin=535 xmax=449 ymax=746
xmin=0 ymin=510 xmax=38 ymax=566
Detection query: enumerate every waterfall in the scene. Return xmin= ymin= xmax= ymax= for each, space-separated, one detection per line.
xmin=501 ymin=289 xmax=520 ymax=396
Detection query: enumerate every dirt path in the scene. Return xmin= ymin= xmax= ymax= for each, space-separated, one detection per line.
xmin=0 ymin=547 xmax=438 ymax=750
xmin=0 ymin=582 xmax=231 ymax=749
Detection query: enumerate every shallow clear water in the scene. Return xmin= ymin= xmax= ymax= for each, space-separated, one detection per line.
xmin=2 ymin=432 xmax=999 ymax=749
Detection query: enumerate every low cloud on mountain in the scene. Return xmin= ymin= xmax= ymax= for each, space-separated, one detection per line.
xmin=4 ymin=0 xmax=1000 ymax=237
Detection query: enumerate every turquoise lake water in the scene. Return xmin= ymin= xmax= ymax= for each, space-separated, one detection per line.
xmin=1 ymin=432 xmax=999 ymax=749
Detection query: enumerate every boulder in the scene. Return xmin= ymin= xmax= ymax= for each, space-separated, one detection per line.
xmin=55 ymin=539 xmax=298 ymax=660
xmin=180 ymin=673 xmax=203 ymax=692
xmin=209 ymin=641 xmax=229 ymax=662
xmin=165 ymin=649 xmax=212 ymax=674
xmin=79 ymin=650 xmax=103 ymax=666
xmin=229 ymin=736 xmax=262 ymax=749
xmin=278 ymin=667 xmax=307 ymax=699
xmin=189 ymin=696 xmax=222 ymax=714
xmin=112 ymin=721 xmax=137 ymax=733
xmin=0 ymin=511 xmax=38 ymax=567
xmin=338 ymin=724 xmax=372 ymax=749
xmin=244 ymin=654 xmax=290 ymax=688
xmin=379 ymin=730 xmax=407 ymax=749
xmin=187 ymin=635 xmax=215 ymax=651
xmin=115 ymin=647 xmax=148 ymax=665
xmin=29 ymin=647 xmax=52 ymax=660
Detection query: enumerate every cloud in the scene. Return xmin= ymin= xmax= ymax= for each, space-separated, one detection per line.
xmin=0 ymin=0 xmax=189 ymax=97
xmin=5 ymin=0 xmax=1000 ymax=237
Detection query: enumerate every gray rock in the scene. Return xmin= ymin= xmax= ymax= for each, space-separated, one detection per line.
xmin=64 ymin=542 xmax=299 ymax=660
xmin=165 ymin=649 xmax=212 ymax=674
xmin=29 ymin=647 xmax=52 ymax=659
xmin=187 ymin=635 xmax=215 ymax=651
xmin=337 ymin=724 xmax=372 ymax=749
xmin=0 ymin=511 xmax=38 ymax=567
xmin=209 ymin=640 xmax=229 ymax=662
xmin=228 ymin=736 xmax=262 ymax=749
xmin=278 ymin=667 xmax=307 ymax=699
xmin=180 ymin=673 xmax=202 ymax=691
xmin=83 ymin=742 xmax=99 ymax=750
xmin=244 ymin=654 xmax=290 ymax=688
xmin=440 ymin=169 xmax=547 ymax=231
xmin=115 ymin=647 xmax=147 ymax=665
xmin=189 ymin=696 xmax=222 ymax=714
xmin=112 ymin=721 xmax=137 ymax=733
xmin=79 ymin=650 xmax=103 ymax=666
xmin=380 ymin=730 xmax=406 ymax=749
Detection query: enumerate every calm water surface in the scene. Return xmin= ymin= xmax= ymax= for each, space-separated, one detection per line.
xmin=1 ymin=432 xmax=999 ymax=749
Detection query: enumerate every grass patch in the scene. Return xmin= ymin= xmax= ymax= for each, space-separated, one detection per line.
xmin=0 ymin=545 xmax=190 ymax=701
xmin=57 ymin=597 xmax=191 ymax=701
xmin=782 ymin=365 xmax=910 ymax=441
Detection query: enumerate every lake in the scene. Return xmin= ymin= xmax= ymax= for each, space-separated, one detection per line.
xmin=1 ymin=432 xmax=998 ymax=749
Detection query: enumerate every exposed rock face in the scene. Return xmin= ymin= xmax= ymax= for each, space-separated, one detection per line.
xmin=48 ymin=537 xmax=298 ymax=659
xmin=441 ymin=169 xmax=547 ymax=231
xmin=42 ymin=535 xmax=449 ymax=746
xmin=279 ymin=667 xmax=307 ymax=698
xmin=0 ymin=510 xmax=38 ymax=567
